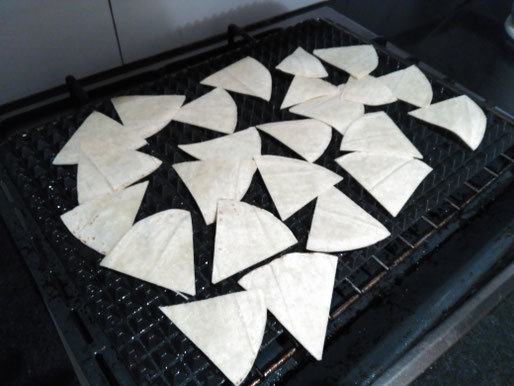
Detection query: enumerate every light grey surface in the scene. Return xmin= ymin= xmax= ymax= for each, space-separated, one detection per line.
xmin=0 ymin=0 xmax=122 ymax=105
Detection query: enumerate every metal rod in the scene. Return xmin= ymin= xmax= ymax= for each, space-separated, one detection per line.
xmin=500 ymin=152 xmax=513 ymax=163
xmin=372 ymin=255 xmax=390 ymax=271
xmin=483 ymin=166 xmax=499 ymax=177
xmin=398 ymin=235 xmax=415 ymax=249
xmin=444 ymin=197 xmax=461 ymax=210
xmin=421 ymin=215 xmax=439 ymax=229
xmin=464 ymin=181 xmax=480 ymax=192
xmin=345 ymin=278 xmax=363 ymax=294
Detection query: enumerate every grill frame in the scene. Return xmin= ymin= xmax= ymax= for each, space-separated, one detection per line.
xmin=0 ymin=17 xmax=512 ymax=386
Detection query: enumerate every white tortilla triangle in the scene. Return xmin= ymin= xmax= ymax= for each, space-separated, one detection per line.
xmin=280 ymin=76 xmax=338 ymax=109
xmin=100 ymin=209 xmax=196 ymax=295
xmin=160 ymin=290 xmax=266 ymax=386
xmin=276 ymin=47 xmax=328 ymax=78
xmin=173 ymin=160 xmax=256 ymax=225
xmin=201 ymin=57 xmax=272 ymax=101
xmin=340 ymin=112 xmax=423 ymax=158
xmin=289 ymin=94 xmax=364 ymax=135
xmin=111 ymin=95 xmax=185 ymax=138
xmin=61 ymin=181 xmax=148 ymax=254
xmin=178 ymin=127 xmax=261 ymax=160
xmin=173 ymin=88 xmax=237 ymax=134
xmin=335 ymin=152 xmax=432 ymax=217
xmin=212 ymin=200 xmax=297 ymax=283
xmin=307 ymin=187 xmax=390 ymax=252
xmin=408 ymin=95 xmax=486 ymax=150
xmin=238 ymin=252 xmax=337 ymax=360
xmin=78 ymin=140 xmax=161 ymax=192
xmin=313 ymin=45 xmax=378 ymax=79
xmin=379 ymin=65 xmax=432 ymax=108
xmin=53 ymin=112 xmax=147 ymax=165
xmin=255 ymin=155 xmax=342 ymax=220
xmin=76 ymin=152 xmax=113 ymax=204
xmin=341 ymin=75 xmax=397 ymax=106
xmin=257 ymin=119 xmax=332 ymax=162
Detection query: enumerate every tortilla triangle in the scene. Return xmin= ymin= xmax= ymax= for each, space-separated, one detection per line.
xmin=276 ymin=46 xmax=328 ymax=78
xmin=101 ymin=209 xmax=196 ymax=295
xmin=178 ymin=127 xmax=261 ymax=160
xmin=76 ymin=152 xmax=113 ymax=204
xmin=173 ymin=160 xmax=256 ymax=225
xmin=313 ymin=45 xmax=378 ymax=79
xmin=255 ymin=155 xmax=342 ymax=220
xmin=289 ymin=94 xmax=364 ymax=135
xmin=201 ymin=57 xmax=272 ymax=101
xmin=53 ymin=112 xmax=147 ymax=165
xmin=212 ymin=200 xmax=297 ymax=283
xmin=379 ymin=65 xmax=432 ymax=108
xmin=238 ymin=252 xmax=337 ymax=360
xmin=281 ymin=76 xmax=338 ymax=109
xmin=335 ymin=152 xmax=432 ymax=216
xmin=340 ymin=112 xmax=422 ymax=158
xmin=257 ymin=119 xmax=332 ymax=162
xmin=341 ymin=75 xmax=396 ymax=106
xmin=61 ymin=181 xmax=148 ymax=254
xmin=160 ymin=290 xmax=266 ymax=385
xmin=111 ymin=95 xmax=185 ymax=138
xmin=408 ymin=95 xmax=486 ymax=150
xmin=174 ymin=88 xmax=237 ymax=134
xmin=307 ymin=187 xmax=390 ymax=252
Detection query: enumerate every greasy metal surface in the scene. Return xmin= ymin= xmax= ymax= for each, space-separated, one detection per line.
xmin=0 ymin=19 xmax=512 ymax=385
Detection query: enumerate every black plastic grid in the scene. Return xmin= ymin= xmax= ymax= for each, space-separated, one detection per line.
xmin=0 ymin=19 xmax=513 ymax=385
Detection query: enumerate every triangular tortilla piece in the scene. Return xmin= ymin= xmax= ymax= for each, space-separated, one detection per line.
xmin=289 ymin=94 xmax=364 ymax=135
xmin=111 ymin=95 xmax=185 ymax=138
xmin=276 ymin=47 xmax=328 ymax=78
xmin=160 ymin=290 xmax=266 ymax=386
xmin=79 ymin=140 xmax=162 ymax=192
xmin=178 ymin=127 xmax=261 ymax=160
xmin=280 ymin=76 xmax=338 ymax=109
xmin=76 ymin=153 xmax=113 ymax=204
xmin=53 ymin=112 xmax=147 ymax=165
xmin=307 ymin=187 xmax=390 ymax=252
xmin=341 ymin=75 xmax=397 ymax=106
xmin=408 ymin=95 xmax=486 ymax=150
xmin=255 ymin=155 xmax=342 ymax=220
xmin=335 ymin=152 xmax=432 ymax=217
xmin=340 ymin=112 xmax=423 ymax=158
xmin=313 ymin=45 xmax=378 ymax=79
xmin=173 ymin=160 xmax=256 ymax=225
xmin=174 ymin=88 xmax=237 ymax=134
xmin=61 ymin=181 xmax=148 ymax=254
xmin=257 ymin=119 xmax=332 ymax=162
xmin=212 ymin=200 xmax=297 ymax=283
xmin=101 ymin=209 xmax=195 ymax=295
xmin=238 ymin=252 xmax=337 ymax=360
xmin=201 ymin=57 xmax=272 ymax=101
xmin=379 ymin=65 xmax=432 ymax=108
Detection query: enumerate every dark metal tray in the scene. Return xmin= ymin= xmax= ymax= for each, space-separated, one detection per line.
xmin=0 ymin=18 xmax=512 ymax=385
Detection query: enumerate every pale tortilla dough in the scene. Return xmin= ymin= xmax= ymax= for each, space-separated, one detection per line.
xmin=276 ymin=46 xmax=328 ymax=78
xmin=341 ymin=75 xmax=397 ymax=106
xmin=280 ymin=76 xmax=338 ymax=109
xmin=379 ymin=65 xmax=432 ymax=108
xmin=313 ymin=45 xmax=378 ymax=79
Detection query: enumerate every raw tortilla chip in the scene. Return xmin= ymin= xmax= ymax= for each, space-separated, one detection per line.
xmin=173 ymin=160 xmax=256 ymax=225
xmin=111 ymin=95 xmax=185 ymax=138
xmin=379 ymin=65 xmax=432 ymax=108
xmin=255 ymin=155 xmax=342 ymax=220
xmin=340 ymin=112 xmax=423 ymax=158
xmin=76 ymin=152 xmax=113 ymax=204
xmin=78 ymin=140 xmax=161 ymax=194
xmin=256 ymin=119 xmax=332 ymax=162
xmin=61 ymin=181 xmax=148 ymax=255
xmin=341 ymin=75 xmax=397 ymax=106
xmin=238 ymin=252 xmax=337 ymax=360
xmin=307 ymin=187 xmax=390 ymax=252
xmin=335 ymin=152 xmax=432 ymax=217
xmin=53 ymin=111 xmax=147 ymax=165
xmin=178 ymin=127 xmax=261 ymax=160
xmin=289 ymin=94 xmax=364 ymax=135
xmin=201 ymin=56 xmax=272 ymax=101
xmin=408 ymin=95 xmax=486 ymax=150
xmin=160 ymin=290 xmax=266 ymax=386
xmin=280 ymin=76 xmax=338 ymax=109
xmin=212 ymin=200 xmax=297 ymax=284
xmin=174 ymin=88 xmax=237 ymax=134
xmin=276 ymin=46 xmax=328 ymax=78
xmin=313 ymin=45 xmax=378 ymax=79
xmin=101 ymin=209 xmax=196 ymax=295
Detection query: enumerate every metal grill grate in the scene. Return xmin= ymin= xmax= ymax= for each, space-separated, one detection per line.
xmin=0 ymin=19 xmax=512 ymax=385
